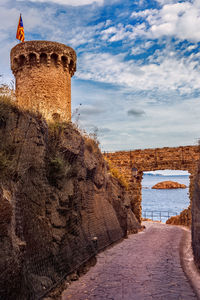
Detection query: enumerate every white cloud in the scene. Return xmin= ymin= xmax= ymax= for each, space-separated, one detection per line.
xmin=131 ymin=9 xmax=157 ymax=19
xmin=131 ymin=41 xmax=154 ymax=55
xmin=186 ymin=45 xmax=197 ymax=51
xmin=77 ymin=48 xmax=200 ymax=95
xmin=24 ymin=0 xmax=104 ymax=6
xmin=145 ymin=170 xmax=190 ymax=175
xmin=101 ymin=1 xmax=200 ymax=44
xmin=155 ymin=0 xmax=181 ymax=5
xmin=101 ymin=22 xmax=147 ymax=42
xmin=131 ymin=1 xmax=200 ymax=42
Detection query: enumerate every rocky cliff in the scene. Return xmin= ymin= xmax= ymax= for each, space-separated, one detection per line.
xmin=0 ymin=97 xmax=141 ymax=299
xmin=192 ymin=163 xmax=200 ymax=271
xmin=152 ymin=181 xmax=187 ymax=189
xmin=166 ymin=207 xmax=191 ymax=226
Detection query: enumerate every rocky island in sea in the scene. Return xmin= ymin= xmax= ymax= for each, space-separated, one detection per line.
xmin=152 ymin=181 xmax=187 ymax=189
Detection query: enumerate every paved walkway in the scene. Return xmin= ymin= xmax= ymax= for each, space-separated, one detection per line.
xmin=61 ymin=222 xmax=197 ymax=300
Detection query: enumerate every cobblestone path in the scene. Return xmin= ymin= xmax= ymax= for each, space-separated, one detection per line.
xmin=61 ymin=222 xmax=197 ymax=300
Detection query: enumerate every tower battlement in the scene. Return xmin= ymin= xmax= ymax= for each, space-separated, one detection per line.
xmin=10 ymin=41 xmax=77 ymax=121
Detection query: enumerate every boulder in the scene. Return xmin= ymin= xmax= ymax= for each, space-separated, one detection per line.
xmin=152 ymin=181 xmax=187 ymax=189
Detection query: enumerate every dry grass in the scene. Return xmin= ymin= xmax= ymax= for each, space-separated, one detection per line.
xmin=105 ymin=157 xmax=129 ymax=190
xmin=0 ymin=82 xmax=19 ymax=128
xmin=84 ymin=136 xmax=99 ymax=153
xmin=0 ymin=84 xmax=16 ymax=100
xmin=0 ymin=95 xmax=16 ymax=126
xmin=0 ymin=94 xmax=17 ymax=177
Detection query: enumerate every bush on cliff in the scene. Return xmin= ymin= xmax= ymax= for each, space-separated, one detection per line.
xmin=105 ymin=157 xmax=129 ymax=190
xmin=0 ymin=95 xmax=18 ymax=178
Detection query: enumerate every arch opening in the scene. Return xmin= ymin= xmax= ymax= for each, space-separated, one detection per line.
xmin=29 ymin=53 xmax=37 ymax=66
xmin=19 ymin=55 xmax=26 ymax=67
xmin=69 ymin=60 xmax=74 ymax=72
xmin=142 ymin=170 xmax=190 ymax=223
xmin=61 ymin=56 xmax=68 ymax=68
xmin=40 ymin=53 xmax=47 ymax=65
xmin=104 ymin=145 xmax=198 ymax=224
xmin=51 ymin=53 xmax=58 ymax=66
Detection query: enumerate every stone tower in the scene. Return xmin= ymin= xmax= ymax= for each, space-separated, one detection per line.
xmin=10 ymin=41 xmax=76 ymax=122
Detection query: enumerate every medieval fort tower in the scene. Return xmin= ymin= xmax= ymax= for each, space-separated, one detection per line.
xmin=10 ymin=41 xmax=76 ymax=121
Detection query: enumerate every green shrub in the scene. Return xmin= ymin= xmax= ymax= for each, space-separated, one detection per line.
xmin=47 ymin=156 xmax=70 ymax=188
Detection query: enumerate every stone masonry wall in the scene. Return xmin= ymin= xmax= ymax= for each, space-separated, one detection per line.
xmin=104 ymin=146 xmax=199 ymax=222
xmin=15 ymin=65 xmax=71 ymax=121
xmin=10 ymin=41 xmax=76 ymax=122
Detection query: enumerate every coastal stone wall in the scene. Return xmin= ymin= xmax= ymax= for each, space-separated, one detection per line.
xmin=104 ymin=146 xmax=199 ymax=222
xmin=10 ymin=41 xmax=76 ymax=122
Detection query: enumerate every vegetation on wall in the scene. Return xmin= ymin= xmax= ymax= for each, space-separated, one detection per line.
xmin=104 ymin=157 xmax=129 ymax=190
xmin=0 ymin=87 xmax=17 ymax=178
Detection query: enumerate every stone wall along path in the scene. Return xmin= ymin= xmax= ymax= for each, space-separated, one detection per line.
xmin=62 ymin=222 xmax=197 ymax=300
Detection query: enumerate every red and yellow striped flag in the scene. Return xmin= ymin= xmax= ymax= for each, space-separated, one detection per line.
xmin=16 ymin=14 xmax=25 ymax=42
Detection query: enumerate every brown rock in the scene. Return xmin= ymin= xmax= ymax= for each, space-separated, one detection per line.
xmin=152 ymin=181 xmax=187 ymax=189
xmin=192 ymin=164 xmax=200 ymax=270
xmin=166 ymin=208 xmax=191 ymax=226
xmin=0 ymin=103 xmax=141 ymax=299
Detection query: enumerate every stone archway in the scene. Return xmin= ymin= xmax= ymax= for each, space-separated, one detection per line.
xmin=104 ymin=145 xmax=200 ymax=223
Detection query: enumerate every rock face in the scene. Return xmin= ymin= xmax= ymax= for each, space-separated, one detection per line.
xmin=152 ymin=181 xmax=187 ymax=189
xmin=192 ymin=164 xmax=200 ymax=271
xmin=0 ymin=100 xmax=140 ymax=299
xmin=166 ymin=208 xmax=191 ymax=226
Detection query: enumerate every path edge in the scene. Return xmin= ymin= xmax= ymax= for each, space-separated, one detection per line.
xmin=180 ymin=228 xmax=200 ymax=300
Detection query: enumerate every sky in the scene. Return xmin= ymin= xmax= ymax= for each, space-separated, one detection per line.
xmin=1 ymin=0 xmax=200 ymax=152
xmin=144 ymin=170 xmax=189 ymax=176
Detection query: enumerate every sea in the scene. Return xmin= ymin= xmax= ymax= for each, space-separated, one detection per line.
xmin=142 ymin=173 xmax=190 ymax=223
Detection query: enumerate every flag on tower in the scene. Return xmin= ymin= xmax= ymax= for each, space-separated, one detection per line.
xmin=16 ymin=14 xmax=25 ymax=42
